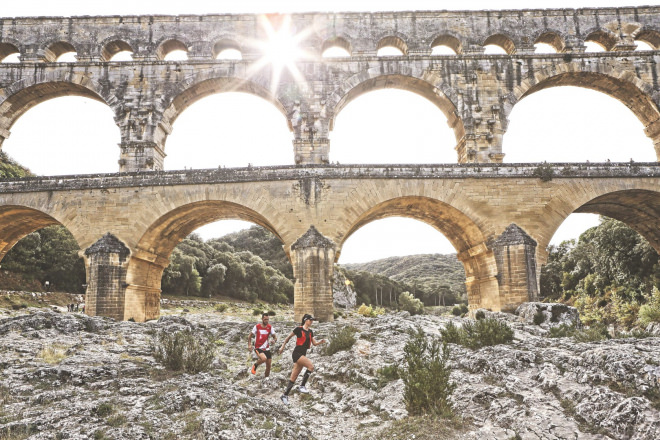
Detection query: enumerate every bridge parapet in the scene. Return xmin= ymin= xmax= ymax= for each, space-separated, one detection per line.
xmin=0 ymin=162 xmax=659 ymax=193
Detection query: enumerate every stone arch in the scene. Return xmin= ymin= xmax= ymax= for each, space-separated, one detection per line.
xmin=534 ymin=185 xmax=660 ymax=268
xmin=100 ymin=38 xmax=134 ymax=61
xmin=212 ymin=38 xmax=242 ymax=59
xmin=127 ymin=200 xmax=284 ymax=320
xmin=430 ymin=34 xmax=462 ymax=54
xmin=533 ymin=31 xmax=565 ymax=53
xmin=0 ymin=205 xmax=64 ymax=263
xmin=327 ymin=70 xmax=463 ymax=147
xmin=377 ymin=35 xmax=408 ymax=55
xmin=321 ymin=36 xmax=352 ymax=57
xmin=157 ymin=74 xmax=290 ymax=150
xmin=633 ymin=28 xmax=660 ymax=49
xmin=584 ymin=29 xmax=617 ymax=51
xmin=483 ymin=34 xmax=516 ymax=54
xmin=0 ymin=42 xmax=20 ymax=61
xmin=0 ymin=75 xmax=113 ymax=149
xmin=503 ymin=67 xmax=660 ymax=157
xmin=43 ymin=41 xmax=78 ymax=62
xmin=339 ymin=196 xmax=500 ymax=310
xmin=155 ymin=37 xmax=190 ymax=60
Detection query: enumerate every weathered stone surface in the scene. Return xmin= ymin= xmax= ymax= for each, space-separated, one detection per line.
xmin=1 ymin=305 xmax=660 ymax=439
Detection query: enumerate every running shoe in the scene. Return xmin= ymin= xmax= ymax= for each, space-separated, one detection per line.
xmin=250 ymin=364 xmax=256 ymax=375
xmin=280 ymin=394 xmax=289 ymax=404
xmin=299 ymin=386 xmax=309 ymax=394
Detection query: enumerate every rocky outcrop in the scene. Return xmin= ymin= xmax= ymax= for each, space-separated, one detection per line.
xmin=331 ymin=270 xmax=356 ymax=310
xmin=1 ymin=305 xmax=659 ymax=439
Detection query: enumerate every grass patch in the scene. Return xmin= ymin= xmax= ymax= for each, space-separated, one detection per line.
xmin=322 ymin=326 xmax=357 ymax=356
xmin=152 ymin=329 xmax=215 ymax=374
xmin=106 ymin=414 xmax=127 ymax=427
xmin=38 ymin=344 xmax=69 ymax=365
xmin=378 ymin=415 xmax=470 ymax=439
xmin=440 ymin=319 xmax=514 ymax=349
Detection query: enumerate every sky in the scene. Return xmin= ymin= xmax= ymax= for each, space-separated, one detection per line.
xmin=0 ymin=0 xmax=657 ymax=263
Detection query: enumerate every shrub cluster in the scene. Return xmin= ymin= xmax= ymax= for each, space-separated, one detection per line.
xmin=451 ymin=304 xmax=468 ymax=316
xmin=547 ymin=323 xmax=609 ymax=342
xmin=323 ymin=326 xmax=357 ymax=356
xmin=152 ymin=329 xmax=215 ymax=373
xmin=399 ymin=292 xmax=424 ymax=315
xmin=638 ymin=286 xmax=660 ymax=327
xmin=400 ymin=328 xmax=455 ymax=417
xmin=357 ymin=304 xmax=385 ymax=317
xmin=440 ymin=318 xmax=514 ymax=349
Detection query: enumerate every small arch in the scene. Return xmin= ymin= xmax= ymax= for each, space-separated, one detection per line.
xmin=45 ymin=41 xmax=77 ymax=62
xmin=101 ymin=40 xmax=134 ymax=62
xmin=585 ymin=30 xmax=617 ymax=51
xmin=635 ymin=30 xmax=660 ymax=50
xmin=213 ymin=39 xmax=242 ymax=60
xmin=377 ymin=36 xmax=408 ymax=56
xmin=534 ymin=32 xmax=564 ymax=53
xmin=321 ymin=36 xmax=352 ymax=57
xmin=483 ymin=34 xmax=516 ymax=54
xmin=0 ymin=43 xmax=20 ymax=63
xmin=430 ymin=35 xmax=461 ymax=55
xmin=156 ymin=39 xmax=189 ymax=61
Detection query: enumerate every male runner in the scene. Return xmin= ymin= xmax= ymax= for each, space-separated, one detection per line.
xmin=248 ymin=312 xmax=277 ymax=377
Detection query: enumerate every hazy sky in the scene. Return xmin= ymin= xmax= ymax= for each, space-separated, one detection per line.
xmin=1 ymin=0 xmax=656 ymax=263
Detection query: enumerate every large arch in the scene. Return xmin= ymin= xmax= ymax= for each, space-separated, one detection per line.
xmin=327 ymin=72 xmax=464 ymax=148
xmin=0 ymin=76 xmax=112 ymax=150
xmin=504 ymin=68 xmax=660 ymax=159
xmin=0 ymin=205 xmax=64 ymax=262
xmin=157 ymin=75 xmax=291 ymax=154
xmin=124 ymin=200 xmax=284 ymax=321
xmin=339 ymin=196 xmax=501 ymax=310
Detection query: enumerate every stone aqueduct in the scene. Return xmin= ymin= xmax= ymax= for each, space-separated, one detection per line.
xmin=0 ymin=7 xmax=660 ymax=321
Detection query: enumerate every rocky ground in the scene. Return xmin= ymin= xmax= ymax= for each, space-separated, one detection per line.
xmin=1 ymin=295 xmax=660 ymax=439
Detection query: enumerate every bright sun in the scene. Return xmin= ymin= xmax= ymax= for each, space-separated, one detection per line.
xmin=252 ymin=14 xmax=310 ymax=93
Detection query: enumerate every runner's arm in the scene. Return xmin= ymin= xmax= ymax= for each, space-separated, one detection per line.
xmin=247 ymin=329 xmax=254 ymax=350
xmin=311 ymin=335 xmax=327 ymax=346
xmin=278 ymin=331 xmax=295 ymax=354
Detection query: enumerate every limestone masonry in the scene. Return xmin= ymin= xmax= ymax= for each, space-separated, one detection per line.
xmin=0 ymin=7 xmax=659 ymax=321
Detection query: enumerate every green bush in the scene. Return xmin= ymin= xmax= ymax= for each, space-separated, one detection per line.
xmin=400 ymin=328 xmax=455 ymax=417
xmin=548 ymin=323 xmax=577 ymax=338
xmin=357 ymin=303 xmax=373 ymax=317
xmin=399 ymin=292 xmax=424 ymax=315
xmin=533 ymin=311 xmax=546 ymax=326
xmin=214 ymin=303 xmax=228 ymax=313
xmin=638 ymin=287 xmax=660 ymax=327
xmin=440 ymin=321 xmax=462 ymax=345
xmin=377 ymin=364 xmax=400 ymax=388
xmin=573 ymin=323 xmax=610 ymax=343
xmin=440 ymin=318 xmax=514 ymax=349
xmin=475 ymin=310 xmax=486 ymax=320
xmin=152 ymin=329 xmax=215 ymax=373
xmin=323 ymin=326 xmax=357 ymax=356
xmin=451 ymin=305 xmax=463 ymax=316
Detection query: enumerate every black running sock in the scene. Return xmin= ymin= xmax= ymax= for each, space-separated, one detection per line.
xmin=284 ymin=380 xmax=295 ymax=396
xmin=301 ymin=369 xmax=312 ymax=387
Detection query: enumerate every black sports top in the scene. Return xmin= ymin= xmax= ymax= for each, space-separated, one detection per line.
xmin=292 ymin=326 xmax=313 ymax=356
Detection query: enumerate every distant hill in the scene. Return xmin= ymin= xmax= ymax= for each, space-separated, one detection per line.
xmin=0 ymin=151 xmax=32 ymax=178
xmin=343 ymin=254 xmax=467 ymax=302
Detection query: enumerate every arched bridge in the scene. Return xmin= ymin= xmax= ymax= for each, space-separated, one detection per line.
xmin=1 ymin=7 xmax=660 ymax=322
xmin=1 ymin=163 xmax=660 ymax=322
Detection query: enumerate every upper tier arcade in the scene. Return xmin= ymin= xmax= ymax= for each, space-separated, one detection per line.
xmin=1 ymin=7 xmax=659 ymax=171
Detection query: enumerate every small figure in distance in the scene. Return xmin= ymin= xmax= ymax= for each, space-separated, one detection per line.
xmin=278 ymin=313 xmax=327 ymax=404
xmin=248 ymin=312 xmax=277 ymax=377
